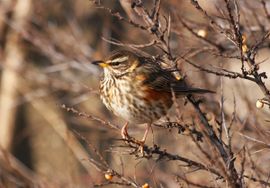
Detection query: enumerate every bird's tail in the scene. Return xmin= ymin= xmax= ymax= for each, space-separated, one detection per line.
xmin=188 ymin=87 xmax=215 ymax=94
xmin=173 ymin=87 xmax=215 ymax=94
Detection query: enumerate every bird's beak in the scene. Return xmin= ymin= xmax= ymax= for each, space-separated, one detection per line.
xmin=92 ymin=60 xmax=109 ymax=68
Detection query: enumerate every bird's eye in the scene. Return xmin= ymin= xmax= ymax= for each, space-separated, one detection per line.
xmin=110 ymin=61 xmax=121 ymax=66
xmin=109 ymin=56 xmax=129 ymax=67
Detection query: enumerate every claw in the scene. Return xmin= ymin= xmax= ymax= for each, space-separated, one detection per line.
xmin=138 ymin=140 xmax=145 ymax=154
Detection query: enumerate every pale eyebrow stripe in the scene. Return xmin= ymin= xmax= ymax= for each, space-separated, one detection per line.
xmin=111 ymin=56 xmax=129 ymax=63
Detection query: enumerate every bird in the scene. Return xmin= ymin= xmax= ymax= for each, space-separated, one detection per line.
xmin=93 ymin=50 xmax=212 ymax=148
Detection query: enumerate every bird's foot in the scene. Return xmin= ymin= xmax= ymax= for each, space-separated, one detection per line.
xmin=121 ymin=123 xmax=151 ymax=155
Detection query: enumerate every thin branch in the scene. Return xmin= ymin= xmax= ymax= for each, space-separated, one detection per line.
xmin=61 ymin=104 xmax=120 ymax=130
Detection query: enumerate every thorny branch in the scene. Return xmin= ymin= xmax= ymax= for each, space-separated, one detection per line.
xmin=189 ymin=0 xmax=270 ymax=104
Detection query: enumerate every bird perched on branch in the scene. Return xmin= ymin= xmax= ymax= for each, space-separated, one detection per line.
xmin=93 ymin=50 xmax=213 ymax=149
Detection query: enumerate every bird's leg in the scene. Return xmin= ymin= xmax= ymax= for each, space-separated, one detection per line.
xmin=141 ymin=123 xmax=151 ymax=144
xmin=121 ymin=122 xmax=130 ymax=140
xmin=138 ymin=123 xmax=151 ymax=153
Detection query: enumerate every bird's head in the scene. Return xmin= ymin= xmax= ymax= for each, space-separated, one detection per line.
xmin=92 ymin=51 xmax=140 ymax=78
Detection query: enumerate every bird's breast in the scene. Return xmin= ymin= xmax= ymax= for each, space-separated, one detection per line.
xmin=100 ymin=75 xmax=172 ymax=124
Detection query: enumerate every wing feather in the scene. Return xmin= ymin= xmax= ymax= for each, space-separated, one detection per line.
xmin=136 ymin=58 xmax=213 ymax=94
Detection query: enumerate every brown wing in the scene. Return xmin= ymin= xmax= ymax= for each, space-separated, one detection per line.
xmin=136 ymin=58 xmax=213 ymax=94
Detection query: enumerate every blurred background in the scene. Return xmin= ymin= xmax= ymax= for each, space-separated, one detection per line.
xmin=0 ymin=0 xmax=270 ymax=187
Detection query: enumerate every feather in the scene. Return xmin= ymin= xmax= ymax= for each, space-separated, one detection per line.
xmin=135 ymin=56 xmax=214 ymax=94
